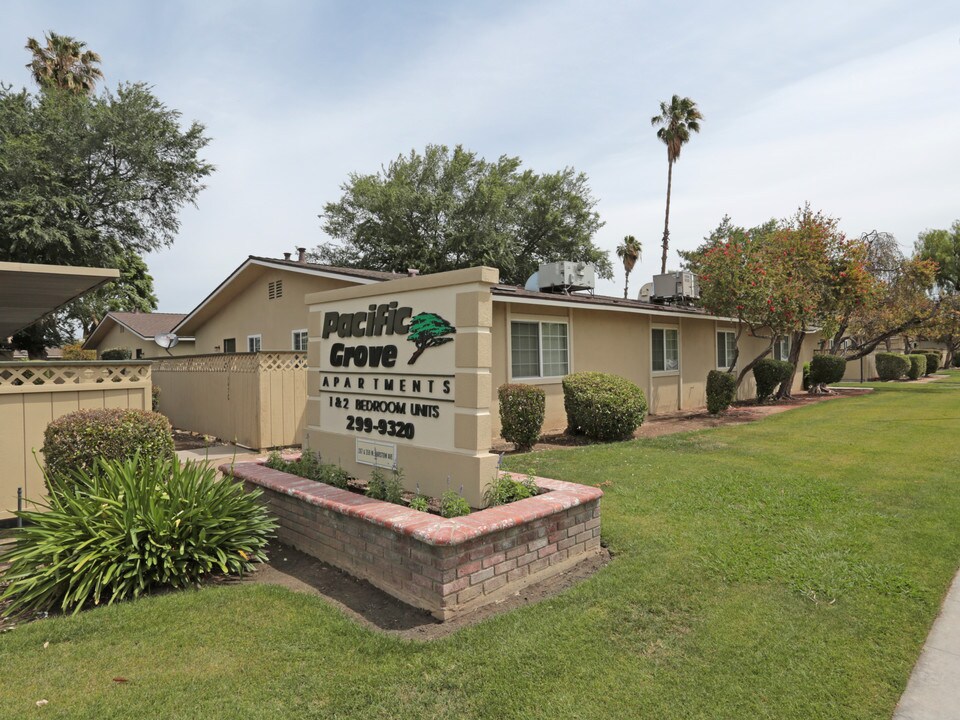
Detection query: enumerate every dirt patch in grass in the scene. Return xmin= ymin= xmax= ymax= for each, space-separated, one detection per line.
xmin=220 ymin=541 xmax=611 ymax=640
xmin=493 ymin=387 xmax=873 ymax=453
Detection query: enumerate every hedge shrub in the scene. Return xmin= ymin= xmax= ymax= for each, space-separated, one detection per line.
xmin=876 ymin=352 xmax=910 ymax=381
xmin=101 ymin=347 xmax=132 ymax=360
xmin=922 ymin=352 xmax=940 ymax=375
xmin=42 ymin=408 xmax=174 ymax=483
xmin=809 ymin=354 xmax=847 ymax=386
xmin=62 ymin=344 xmax=96 ymax=361
xmin=562 ymin=371 xmax=647 ymax=441
xmin=706 ymin=371 xmax=736 ymax=415
xmin=0 ymin=456 xmax=276 ymax=615
xmin=498 ymin=384 xmax=546 ymax=450
xmin=752 ymin=358 xmax=794 ymax=402
xmin=907 ymin=353 xmax=926 ymax=380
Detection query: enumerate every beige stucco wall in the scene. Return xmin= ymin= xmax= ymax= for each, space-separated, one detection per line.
xmin=490 ymin=301 xmax=818 ymax=438
xmin=192 ymin=270 xmax=356 ymax=353
xmin=92 ymin=323 xmax=194 ymax=359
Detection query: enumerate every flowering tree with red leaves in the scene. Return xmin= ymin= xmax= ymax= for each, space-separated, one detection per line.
xmin=684 ymin=207 xmax=873 ymax=395
xmin=830 ymin=231 xmax=938 ymax=360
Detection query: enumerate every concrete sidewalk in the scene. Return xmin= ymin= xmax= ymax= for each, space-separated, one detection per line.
xmin=175 ymin=444 xmax=260 ymax=467
xmin=893 ymin=572 xmax=960 ymax=719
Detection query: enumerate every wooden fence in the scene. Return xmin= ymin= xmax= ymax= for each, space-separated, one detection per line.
xmin=152 ymin=352 xmax=306 ymax=451
xmin=0 ymin=361 xmax=152 ymax=520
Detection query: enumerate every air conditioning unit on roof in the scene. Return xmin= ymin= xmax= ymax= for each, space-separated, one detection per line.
xmin=651 ymin=271 xmax=699 ymax=303
xmin=537 ymin=262 xmax=596 ymax=293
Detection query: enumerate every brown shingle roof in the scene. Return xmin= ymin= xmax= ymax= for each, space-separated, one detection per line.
xmin=247 ymin=256 xmax=406 ymax=282
xmin=108 ymin=312 xmax=188 ymax=338
xmin=491 ymin=285 xmax=712 ymax=316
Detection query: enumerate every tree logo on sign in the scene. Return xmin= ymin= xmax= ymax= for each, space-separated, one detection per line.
xmin=406 ymin=313 xmax=456 ymax=364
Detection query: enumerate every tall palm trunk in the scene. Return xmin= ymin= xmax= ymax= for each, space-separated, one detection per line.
xmin=623 ymin=269 xmax=631 ymax=299
xmin=660 ymin=159 xmax=673 ymax=274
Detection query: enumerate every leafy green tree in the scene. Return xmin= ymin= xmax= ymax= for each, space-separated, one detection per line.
xmin=651 ymin=95 xmax=703 ymax=274
xmin=314 ymin=144 xmax=610 ymax=285
xmin=406 ymin=313 xmax=456 ymax=365
xmin=25 ymin=31 xmax=103 ymax=95
xmin=616 ymin=235 xmax=641 ymax=299
xmin=1 ymin=47 xmax=212 ymax=356
xmin=71 ymin=251 xmax=159 ymax=337
xmin=915 ymin=220 xmax=960 ymax=293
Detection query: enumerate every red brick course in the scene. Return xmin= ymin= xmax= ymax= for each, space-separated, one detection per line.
xmin=221 ymin=460 xmax=603 ymax=620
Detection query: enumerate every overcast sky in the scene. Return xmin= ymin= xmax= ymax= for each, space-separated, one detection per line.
xmin=2 ymin=1 xmax=959 ymax=310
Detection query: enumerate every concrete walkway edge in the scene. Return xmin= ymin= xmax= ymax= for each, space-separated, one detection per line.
xmin=893 ymin=570 xmax=960 ymax=719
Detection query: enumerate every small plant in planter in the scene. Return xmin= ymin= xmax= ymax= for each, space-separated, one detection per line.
xmin=484 ymin=472 xmax=538 ymax=506
xmin=439 ymin=491 xmax=471 ymax=518
xmin=409 ymin=494 xmax=430 ymax=512
xmin=266 ymin=449 xmax=349 ymax=489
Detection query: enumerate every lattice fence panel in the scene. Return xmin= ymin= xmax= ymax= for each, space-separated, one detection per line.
xmin=0 ymin=363 xmax=150 ymax=389
xmin=153 ymin=352 xmax=306 ymax=374
xmin=259 ymin=352 xmax=307 ymax=372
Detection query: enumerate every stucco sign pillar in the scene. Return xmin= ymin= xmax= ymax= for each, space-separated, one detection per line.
xmin=304 ymin=267 xmax=499 ymax=507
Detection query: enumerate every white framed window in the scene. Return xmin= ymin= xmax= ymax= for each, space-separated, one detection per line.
xmin=510 ymin=320 xmax=569 ymax=379
xmin=292 ymin=329 xmax=308 ymax=351
xmin=247 ymin=334 xmax=262 ymax=353
xmin=652 ymin=326 xmax=680 ymax=373
xmin=774 ymin=335 xmax=791 ymax=361
xmin=717 ymin=331 xmax=737 ymax=369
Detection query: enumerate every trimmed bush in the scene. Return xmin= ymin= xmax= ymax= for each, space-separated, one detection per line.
xmin=809 ymin=354 xmax=847 ymax=386
xmin=152 ymin=384 xmax=161 ymax=411
xmin=562 ymin=371 xmax=647 ymax=441
xmin=876 ymin=352 xmax=910 ymax=381
xmin=62 ymin=344 xmax=96 ymax=361
xmin=42 ymin=408 xmax=174 ymax=484
xmin=752 ymin=358 xmax=794 ymax=402
xmin=907 ymin=354 xmax=926 ymax=380
xmin=706 ymin=371 xmax=737 ymax=415
xmin=0 ymin=456 xmax=276 ymax=614
xmin=101 ymin=347 xmax=132 ymax=360
xmin=922 ymin=352 xmax=940 ymax=375
xmin=498 ymin=383 xmax=545 ymax=450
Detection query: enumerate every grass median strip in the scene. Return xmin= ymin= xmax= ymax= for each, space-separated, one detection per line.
xmin=2 ymin=374 xmax=959 ymax=718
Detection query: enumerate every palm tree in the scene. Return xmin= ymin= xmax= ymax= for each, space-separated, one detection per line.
xmin=651 ymin=95 xmax=703 ymax=274
xmin=616 ymin=235 xmax=641 ymax=299
xmin=26 ymin=31 xmax=103 ymax=94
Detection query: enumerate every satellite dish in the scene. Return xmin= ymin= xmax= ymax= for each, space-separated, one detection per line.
xmin=524 ymin=271 xmax=540 ymax=292
xmin=154 ymin=333 xmax=180 ymax=349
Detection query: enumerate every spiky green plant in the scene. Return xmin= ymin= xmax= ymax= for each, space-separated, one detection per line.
xmin=0 ymin=456 xmax=276 ymax=616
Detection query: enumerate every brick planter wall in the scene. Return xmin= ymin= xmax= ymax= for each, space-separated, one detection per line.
xmin=221 ymin=461 xmax=603 ymax=620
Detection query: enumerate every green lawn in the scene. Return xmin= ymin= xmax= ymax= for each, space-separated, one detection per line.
xmin=3 ymin=374 xmax=960 ymax=719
